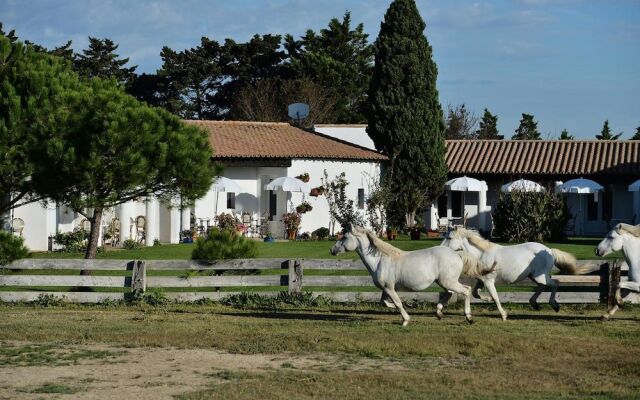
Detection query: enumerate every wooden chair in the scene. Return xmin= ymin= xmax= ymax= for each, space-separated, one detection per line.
xmin=135 ymin=216 xmax=146 ymax=243
xmin=11 ymin=218 xmax=24 ymax=237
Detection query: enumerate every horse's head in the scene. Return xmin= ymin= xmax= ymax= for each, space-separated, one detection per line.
xmin=330 ymin=227 xmax=362 ymax=256
xmin=441 ymin=226 xmax=465 ymax=251
xmin=596 ymin=223 xmax=639 ymax=256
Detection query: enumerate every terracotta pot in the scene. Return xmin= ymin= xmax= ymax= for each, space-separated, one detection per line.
xmin=309 ymin=188 xmax=319 ymax=197
xmin=410 ymin=228 xmax=421 ymax=240
xmin=386 ymin=232 xmax=397 ymax=241
xmin=287 ymin=229 xmax=297 ymax=240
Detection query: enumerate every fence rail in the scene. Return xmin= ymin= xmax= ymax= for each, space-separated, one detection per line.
xmin=0 ymin=258 xmax=633 ymax=306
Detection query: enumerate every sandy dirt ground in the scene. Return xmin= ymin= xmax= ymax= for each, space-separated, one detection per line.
xmin=0 ymin=341 xmax=409 ymax=399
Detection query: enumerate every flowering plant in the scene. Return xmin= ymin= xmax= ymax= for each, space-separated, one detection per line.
xmin=295 ymin=173 xmax=310 ymax=183
xmin=295 ymin=201 xmax=313 ymax=214
xmin=281 ymin=212 xmax=302 ymax=230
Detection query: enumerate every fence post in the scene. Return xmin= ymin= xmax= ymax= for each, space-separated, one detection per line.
xmin=131 ymin=260 xmax=146 ymax=293
xmin=287 ymin=259 xmax=303 ymax=294
xmin=608 ymin=260 xmax=621 ymax=309
xmin=599 ymin=262 xmax=610 ymax=304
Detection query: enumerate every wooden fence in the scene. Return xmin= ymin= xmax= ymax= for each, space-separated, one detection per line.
xmin=0 ymin=258 xmax=631 ymax=306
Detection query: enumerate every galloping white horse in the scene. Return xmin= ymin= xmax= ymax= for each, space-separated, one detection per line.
xmin=330 ymin=226 xmax=494 ymax=326
xmin=596 ymin=223 xmax=640 ymax=320
xmin=442 ymin=227 xmax=589 ymax=320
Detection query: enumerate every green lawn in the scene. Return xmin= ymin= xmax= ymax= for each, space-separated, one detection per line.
xmin=30 ymin=235 xmax=615 ymax=260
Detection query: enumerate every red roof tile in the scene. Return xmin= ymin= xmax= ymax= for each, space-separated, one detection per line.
xmin=186 ymin=120 xmax=387 ymax=162
xmin=446 ymin=140 xmax=640 ymax=175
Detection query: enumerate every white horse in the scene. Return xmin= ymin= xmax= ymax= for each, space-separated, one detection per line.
xmin=596 ymin=223 xmax=640 ymax=320
xmin=442 ymin=227 xmax=589 ymax=320
xmin=330 ymin=226 xmax=495 ymax=326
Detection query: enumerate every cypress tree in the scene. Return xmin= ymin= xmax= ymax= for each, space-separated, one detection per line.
xmin=476 ymin=108 xmax=503 ymax=140
xmin=596 ymin=119 xmax=622 ymax=140
xmin=631 ymin=127 xmax=640 ymax=140
xmin=367 ymin=0 xmax=447 ymax=228
xmin=559 ymin=129 xmax=574 ymax=140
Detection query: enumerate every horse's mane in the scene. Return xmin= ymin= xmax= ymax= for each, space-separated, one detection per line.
xmin=454 ymin=227 xmax=495 ymax=251
xmin=617 ymin=223 xmax=640 ymax=237
xmin=352 ymin=226 xmax=406 ymax=259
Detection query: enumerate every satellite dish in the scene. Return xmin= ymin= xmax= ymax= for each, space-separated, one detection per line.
xmin=287 ymin=103 xmax=310 ymax=124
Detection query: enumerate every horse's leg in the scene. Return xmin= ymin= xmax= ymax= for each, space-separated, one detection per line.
xmin=472 ymin=280 xmax=492 ymax=302
xmin=532 ymin=273 xmax=560 ymax=312
xmin=383 ymin=287 xmax=411 ymax=327
xmin=547 ymin=278 xmax=560 ymax=313
xmin=483 ymin=279 xmax=508 ymax=321
xmin=602 ymin=304 xmax=620 ymax=320
xmin=380 ymin=291 xmax=396 ymax=309
xmin=443 ymin=281 xmax=473 ymax=324
xmin=436 ymin=290 xmax=453 ymax=320
xmin=529 ymin=283 xmax=545 ymax=311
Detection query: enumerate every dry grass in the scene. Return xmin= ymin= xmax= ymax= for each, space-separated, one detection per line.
xmin=0 ymin=303 xmax=639 ymax=399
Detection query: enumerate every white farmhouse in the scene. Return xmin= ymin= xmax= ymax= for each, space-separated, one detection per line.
xmin=8 ymin=121 xmax=387 ymax=250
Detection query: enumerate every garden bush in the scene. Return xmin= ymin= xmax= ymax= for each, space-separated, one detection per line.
xmin=216 ymin=213 xmax=239 ymax=231
xmin=312 ymin=227 xmax=330 ymax=240
xmin=53 ymin=230 xmax=88 ymax=252
xmin=192 ymin=228 xmax=257 ymax=261
xmin=0 ymin=230 xmax=29 ymax=266
xmin=122 ymin=238 xmax=142 ymax=250
xmin=492 ymin=190 xmax=571 ymax=242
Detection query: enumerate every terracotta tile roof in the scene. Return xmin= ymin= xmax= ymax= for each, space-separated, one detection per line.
xmin=447 ymin=140 xmax=640 ymax=175
xmin=186 ymin=120 xmax=387 ymax=161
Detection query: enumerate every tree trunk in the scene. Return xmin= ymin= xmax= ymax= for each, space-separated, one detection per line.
xmin=405 ymin=210 xmax=416 ymax=229
xmin=84 ymin=207 xmax=103 ymax=260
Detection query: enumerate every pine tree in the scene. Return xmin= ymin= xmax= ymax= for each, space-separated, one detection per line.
xmin=476 ymin=108 xmax=503 ymax=139
xmin=367 ymin=0 xmax=447 ymax=227
xmin=631 ymin=127 xmax=640 ymax=140
xmin=0 ymin=35 xmax=84 ymax=216
xmin=596 ymin=120 xmax=622 ymax=140
xmin=513 ymin=113 xmax=541 ymax=140
xmin=74 ymin=37 xmax=136 ymax=84
xmin=32 ymin=79 xmax=220 ymax=259
xmin=559 ymin=129 xmax=574 ymax=140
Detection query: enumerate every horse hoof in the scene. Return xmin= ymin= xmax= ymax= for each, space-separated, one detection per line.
xmin=465 ymin=315 xmax=474 ymax=324
xmin=436 ymin=311 xmax=443 ymax=320
xmin=530 ymin=302 xmax=540 ymax=311
xmin=501 ymin=313 xmax=508 ymax=321
xmin=601 ymin=314 xmax=610 ymax=322
xmin=402 ymin=320 xmax=410 ymax=327
xmin=551 ymin=304 xmax=560 ymax=313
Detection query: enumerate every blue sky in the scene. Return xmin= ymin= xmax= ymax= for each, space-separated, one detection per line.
xmin=1 ymin=0 xmax=639 ymax=139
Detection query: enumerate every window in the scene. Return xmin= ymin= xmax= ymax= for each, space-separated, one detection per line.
xmin=602 ymin=190 xmax=612 ymax=221
xmin=357 ymin=188 xmax=365 ymax=209
xmin=451 ymin=192 xmax=463 ymax=218
xmin=227 ymin=192 xmax=236 ymax=209
xmin=437 ymin=195 xmax=447 ymax=218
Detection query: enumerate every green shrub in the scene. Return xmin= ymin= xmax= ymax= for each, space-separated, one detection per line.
xmin=0 ymin=231 xmax=29 ymax=266
xmin=192 ymin=228 xmax=256 ymax=261
xmin=122 ymin=239 xmax=142 ymax=250
xmin=312 ymin=227 xmax=330 ymax=240
xmin=53 ymin=230 xmax=88 ymax=252
xmin=33 ymin=293 xmax=65 ymax=307
xmin=492 ymin=191 xmax=571 ymax=242
xmin=153 ymin=239 xmax=161 ymax=246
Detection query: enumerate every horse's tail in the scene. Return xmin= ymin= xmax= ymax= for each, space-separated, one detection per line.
xmin=458 ymin=251 xmax=497 ymax=278
xmin=550 ymin=248 xmax=594 ymax=274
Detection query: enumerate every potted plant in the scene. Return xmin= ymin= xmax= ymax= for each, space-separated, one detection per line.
xmin=295 ymin=201 xmax=313 ymax=214
xmin=295 ymin=172 xmax=310 ymax=183
xmin=386 ymin=227 xmax=398 ymax=241
xmin=263 ymin=231 xmax=274 ymax=243
xmin=309 ymin=186 xmax=325 ymax=197
xmin=427 ymin=229 xmax=440 ymax=238
xmin=181 ymin=229 xmax=194 ymax=243
xmin=409 ymin=224 xmax=422 ymax=240
xmin=281 ymin=212 xmax=301 ymax=240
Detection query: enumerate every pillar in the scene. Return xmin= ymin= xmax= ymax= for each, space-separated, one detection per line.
xmin=170 ymin=206 xmax=180 ymax=244
xmin=118 ymin=201 xmax=134 ymax=245
xmin=181 ymin=206 xmax=191 ymax=233
xmin=145 ymin=197 xmax=159 ymax=246
xmin=429 ymin=202 xmax=438 ymax=231
xmin=478 ymin=189 xmax=487 ymax=233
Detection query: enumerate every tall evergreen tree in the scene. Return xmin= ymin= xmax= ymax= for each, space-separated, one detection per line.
xmin=559 ymin=128 xmax=574 ymax=140
xmin=596 ymin=119 xmax=622 ymax=140
xmin=158 ymin=37 xmax=225 ymax=119
xmin=631 ymin=126 xmax=640 ymax=140
xmin=74 ymin=37 xmax=136 ymax=84
xmin=0 ymin=23 xmax=18 ymax=43
xmin=513 ymin=113 xmax=541 ymax=140
xmin=286 ymin=12 xmax=373 ymax=123
xmin=367 ymin=0 xmax=446 ymax=227
xmin=476 ymin=108 xmax=503 ymax=139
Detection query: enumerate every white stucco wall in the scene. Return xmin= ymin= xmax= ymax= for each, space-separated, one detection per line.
xmin=313 ymin=125 xmax=375 ymax=150
xmin=12 ymin=201 xmax=56 ymax=251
